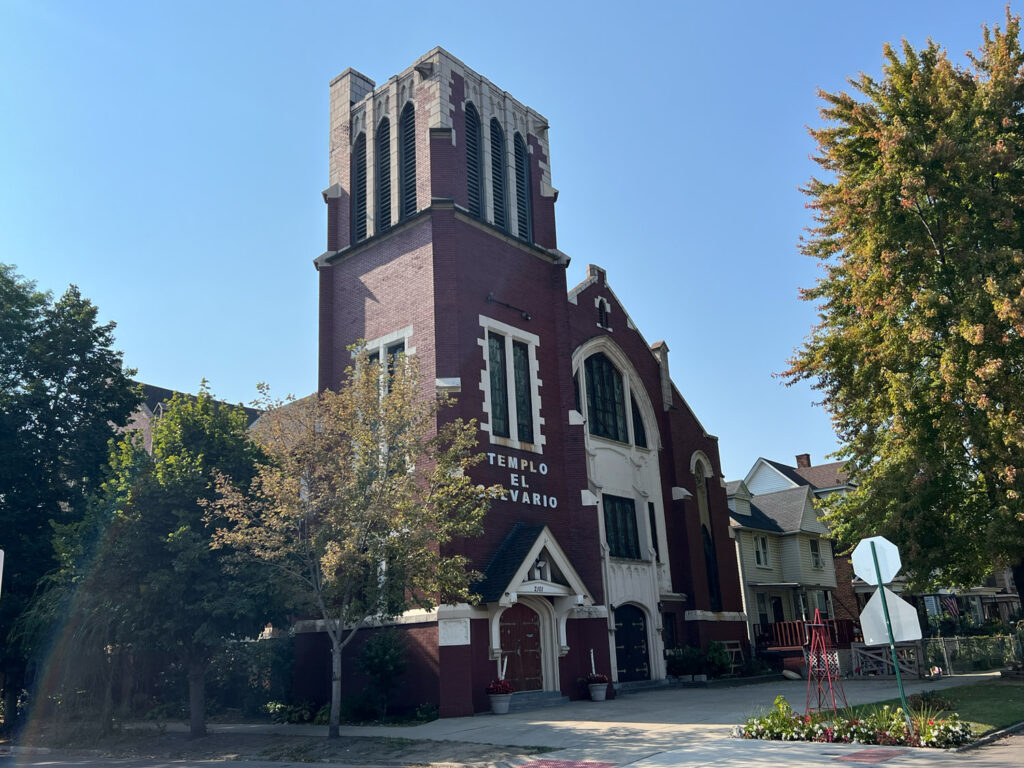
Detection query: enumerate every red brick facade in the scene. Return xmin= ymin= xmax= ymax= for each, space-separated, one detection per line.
xmin=304 ymin=48 xmax=746 ymax=716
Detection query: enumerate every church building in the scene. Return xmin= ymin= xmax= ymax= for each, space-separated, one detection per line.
xmin=301 ymin=48 xmax=747 ymax=716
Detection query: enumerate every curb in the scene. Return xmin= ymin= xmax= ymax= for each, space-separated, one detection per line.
xmin=953 ymin=720 xmax=1024 ymax=752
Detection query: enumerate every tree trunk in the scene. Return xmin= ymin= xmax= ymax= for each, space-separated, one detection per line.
xmin=187 ymin=659 xmax=207 ymax=738
xmin=329 ymin=637 xmax=342 ymax=739
xmin=1011 ymin=560 xmax=1024 ymax=614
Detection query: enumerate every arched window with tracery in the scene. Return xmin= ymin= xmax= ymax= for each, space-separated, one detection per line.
xmin=694 ymin=459 xmax=723 ymax=611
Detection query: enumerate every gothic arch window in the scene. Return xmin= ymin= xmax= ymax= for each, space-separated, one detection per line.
xmin=490 ymin=118 xmax=508 ymax=231
xmin=398 ymin=102 xmax=416 ymax=220
xmin=465 ymin=102 xmax=483 ymax=219
xmin=375 ymin=117 xmax=391 ymax=231
xmin=584 ymin=352 xmax=628 ymax=443
xmin=350 ymin=132 xmax=367 ymax=243
xmin=514 ymin=132 xmax=532 ymax=241
xmin=693 ymin=458 xmax=723 ymax=611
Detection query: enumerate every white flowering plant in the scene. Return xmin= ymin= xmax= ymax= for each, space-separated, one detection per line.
xmin=737 ymin=696 xmax=973 ymax=749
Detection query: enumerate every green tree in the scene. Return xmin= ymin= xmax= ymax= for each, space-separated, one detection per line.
xmin=55 ymin=386 xmax=282 ymax=737
xmin=0 ymin=265 xmax=139 ymax=732
xmin=211 ymin=351 xmax=500 ymax=738
xmin=787 ymin=12 xmax=1024 ymax=591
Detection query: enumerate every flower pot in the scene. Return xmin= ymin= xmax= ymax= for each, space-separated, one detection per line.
xmin=489 ymin=693 xmax=512 ymax=714
xmin=588 ymin=682 xmax=608 ymax=701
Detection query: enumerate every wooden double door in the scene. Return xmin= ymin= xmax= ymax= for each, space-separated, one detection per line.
xmin=499 ymin=603 xmax=544 ymax=691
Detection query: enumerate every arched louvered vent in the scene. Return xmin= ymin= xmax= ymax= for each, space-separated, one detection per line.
xmin=376 ymin=117 xmax=391 ymax=231
xmin=490 ymin=118 xmax=507 ymax=231
xmin=514 ymin=133 xmax=532 ymax=242
xmin=399 ymin=103 xmax=416 ymax=220
xmin=350 ymin=132 xmax=367 ymax=243
xmin=465 ymin=103 xmax=483 ymax=218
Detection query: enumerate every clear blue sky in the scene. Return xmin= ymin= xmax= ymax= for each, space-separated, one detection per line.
xmin=1 ymin=0 xmax=1014 ymax=479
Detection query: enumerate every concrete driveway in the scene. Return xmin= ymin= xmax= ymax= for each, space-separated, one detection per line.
xmin=171 ymin=672 xmax=1005 ymax=766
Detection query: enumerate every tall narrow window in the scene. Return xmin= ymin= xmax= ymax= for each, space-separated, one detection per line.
xmin=512 ymin=340 xmax=533 ymax=443
xmin=809 ymin=539 xmax=823 ymax=568
xmin=488 ymin=331 xmax=509 ymax=438
xmin=375 ymin=117 xmax=391 ymax=231
xmin=350 ymin=132 xmax=367 ymax=243
xmin=631 ymin=395 xmax=647 ymax=448
xmin=585 ymin=353 xmax=628 ymax=442
xmin=514 ymin=133 xmax=532 ymax=241
xmin=603 ymin=494 xmax=640 ymax=559
xmin=399 ymin=103 xmax=416 ymax=220
xmin=490 ymin=118 xmax=507 ymax=230
xmin=465 ymin=103 xmax=483 ymax=218
xmin=648 ymin=502 xmax=660 ymax=562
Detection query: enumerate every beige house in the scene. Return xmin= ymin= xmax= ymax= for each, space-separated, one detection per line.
xmin=726 ymin=480 xmax=838 ymax=649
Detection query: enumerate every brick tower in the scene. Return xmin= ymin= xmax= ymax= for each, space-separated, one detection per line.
xmin=308 ymin=48 xmax=747 ymax=717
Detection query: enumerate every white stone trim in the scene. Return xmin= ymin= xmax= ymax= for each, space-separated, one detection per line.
xmin=357 ymin=325 xmax=416 ymax=358
xmin=477 ymin=314 xmax=545 ymax=454
xmin=684 ymin=610 xmax=748 ymax=622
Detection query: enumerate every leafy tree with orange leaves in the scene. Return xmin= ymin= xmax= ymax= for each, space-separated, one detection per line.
xmin=787 ymin=11 xmax=1024 ymax=592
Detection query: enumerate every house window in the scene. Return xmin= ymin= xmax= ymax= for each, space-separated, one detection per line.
xmin=479 ymin=316 xmax=543 ymax=451
xmin=754 ymin=535 xmax=770 ymax=567
xmin=513 ymin=132 xmax=532 ymax=241
xmin=490 ymin=118 xmax=507 ymax=230
xmin=351 ymin=132 xmax=367 ymax=243
xmin=584 ymin=352 xmax=628 ymax=443
xmin=465 ymin=103 xmax=483 ymax=219
xmin=375 ymin=117 xmax=391 ymax=231
xmin=597 ymin=298 xmax=611 ymax=329
xmin=399 ymin=103 xmax=416 ymax=220
xmin=631 ymin=395 xmax=647 ymax=448
xmin=603 ymin=494 xmax=640 ymax=559
xmin=809 ymin=539 xmax=823 ymax=568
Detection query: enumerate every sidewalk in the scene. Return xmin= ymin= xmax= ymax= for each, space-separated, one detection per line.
xmin=170 ymin=672 xmax=1010 ymax=766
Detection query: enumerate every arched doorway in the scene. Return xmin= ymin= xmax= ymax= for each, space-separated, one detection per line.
xmin=614 ymin=604 xmax=651 ymax=682
xmin=499 ymin=603 xmax=543 ymax=691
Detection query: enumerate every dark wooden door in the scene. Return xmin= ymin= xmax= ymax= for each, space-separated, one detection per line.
xmin=614 ymin=604 xmax=650 ymax=682
xmin=499 ymin=603 xmax=543 ymax=691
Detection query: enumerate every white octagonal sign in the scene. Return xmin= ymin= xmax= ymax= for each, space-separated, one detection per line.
xmin=860 ymin=586 xmax=922 ymax=646
xmin=851 ymin=535 xmax=901 ymax=585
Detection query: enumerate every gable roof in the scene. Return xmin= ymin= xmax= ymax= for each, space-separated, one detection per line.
xmin=140 ymin=382 xmax=261 ymax=426
xmin=792 ymin=462 xmax=849 ymax=490
xmin=747 ymin=486 xmax=816 ymax=533
xmin=728 ymin=504 xmax=784 ymax=533
xmin=475 ymin=523 xmax=547 ymax=603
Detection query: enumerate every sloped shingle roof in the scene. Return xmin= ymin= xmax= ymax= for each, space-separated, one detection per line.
xmin=474 ymin=522 xmax=545 ymax=603
xmin=746 ymin=486 xmax=811 ymax=533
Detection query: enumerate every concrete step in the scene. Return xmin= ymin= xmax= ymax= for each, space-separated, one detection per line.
xmin=506 ymin=690 xmax=571 ymax=712
xmin=614 ymin=678 xmax=673 ymax=695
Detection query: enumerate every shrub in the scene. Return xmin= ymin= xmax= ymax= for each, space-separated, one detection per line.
xmin=415 ymin=702 xmax=439 ymax=722
xmin=667 ymin=645 xmax=704 ymax=676
xmin=705 ymin=641 xmax=733 ymax=678
xmin=357 ymin=629 xmax=407 ymax=720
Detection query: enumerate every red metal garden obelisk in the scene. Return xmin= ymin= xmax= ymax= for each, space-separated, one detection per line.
xmin=805 ymin=609 xmax=849 ymax=715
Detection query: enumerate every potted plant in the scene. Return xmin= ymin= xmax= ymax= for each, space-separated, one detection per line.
xmin=692 ymin=649 xmax=709 ymax=682
xmin=673 ymin=645 xmax=703 ymax=682
xmin=486 ymin=678 xmax=514 ymax=714
xmin=586 ymin=672 xmax=610 ymax=701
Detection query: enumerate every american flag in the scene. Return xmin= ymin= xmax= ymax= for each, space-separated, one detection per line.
xmin=942 ymin=595 xmax=960 ymax=617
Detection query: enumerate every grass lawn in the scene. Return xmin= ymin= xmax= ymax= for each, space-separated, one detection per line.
xmin=855 ymin=679 xmax=1024 ymax=736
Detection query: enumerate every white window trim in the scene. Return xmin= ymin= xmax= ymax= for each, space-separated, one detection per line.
xmin=359 ymin=325 xmax=415 ymax=359
xmin=477 ymin=314 xmax=545 ymax=454
xmin=754 ymin=534 xmax=771 ymax=568
xmin=809 ymin=539 xmax=823 ymax=569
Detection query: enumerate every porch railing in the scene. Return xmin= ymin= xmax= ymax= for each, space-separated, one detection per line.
xmin=755 ymin=618 xmax=862 ymax=650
